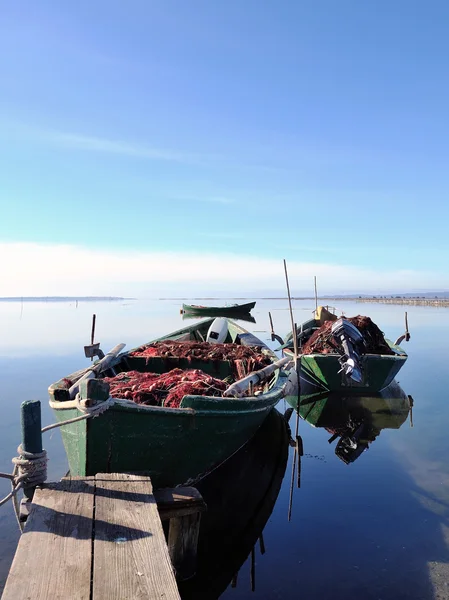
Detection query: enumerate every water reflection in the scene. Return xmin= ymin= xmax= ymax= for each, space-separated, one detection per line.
xmin=295 ymin=381 xmax=412 ymax=464
xmin=178 ymin=409 xmax=289 ymax=599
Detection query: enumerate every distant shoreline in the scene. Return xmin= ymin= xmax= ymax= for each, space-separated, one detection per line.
xmin=0 ymin=296 xmax=130 ymax=302
xmin=160 ymin=296 xmax=449 ymax=307
xmin=2 ymin=296 xmax=448 ymax=307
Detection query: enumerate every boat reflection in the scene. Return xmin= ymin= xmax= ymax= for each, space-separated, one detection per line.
xmin=178 ymin=408 xmax=289 ymax=599
xmin=297 ymin=380 xmax=412 ymax=464
xmin=181 ymin=311 xmax=256 ymax=324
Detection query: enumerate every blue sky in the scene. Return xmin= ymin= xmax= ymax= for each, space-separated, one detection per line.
xmin=1 ymin=1 xmax=448 ymax=296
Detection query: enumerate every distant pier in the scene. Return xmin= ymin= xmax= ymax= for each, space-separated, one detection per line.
xmin=352 ymin=298 xmax=449 ymax=307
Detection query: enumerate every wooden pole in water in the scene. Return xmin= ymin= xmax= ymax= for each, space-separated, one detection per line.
xmin=283 ymin=260 xmax=298 ymax=358
xmin=268 ymin=311 xmax=275 ymax=335
xmin=314 ymin=276 xmax=318 ymax=312
xmin=293 ymin=325 xmax=303 ymax=489
xmin=259 ymin=532 xmax=266 ymax=555
xmin=405 ymin=311 xmax=410 ymax=341
xmin=408 ymin=395 xmax=414 ymax=428
xmin=91 ymin=314 xmax=96 ymax=345
xmin=90 ymin=314 xmax=96 ymax=361
xmin=287 ymin=441 xmax=297 ymax=522
xmin=20 ymin=400 xmax=43 ymax=503
xmin=250 ymin=546 xmax=256 ymax=592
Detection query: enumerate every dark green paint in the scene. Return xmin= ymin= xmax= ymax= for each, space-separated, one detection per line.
xmin=21 ymin=400 xmax=42 ymax=454
xmin=181 ymin=302 xmax=256 ymax=317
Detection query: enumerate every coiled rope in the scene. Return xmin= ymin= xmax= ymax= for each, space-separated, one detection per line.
xmin=0 ymin=395 xmax=114 ymax=528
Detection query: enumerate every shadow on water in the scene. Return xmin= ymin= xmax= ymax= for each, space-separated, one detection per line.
xmin=178 ymin=408 xmax=290 ymax=599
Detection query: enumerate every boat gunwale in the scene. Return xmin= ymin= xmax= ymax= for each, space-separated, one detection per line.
xmin=283 ymin=349 xmax=408 ymax=359
xmin=48 ymin=397 xmax=280 ymax=417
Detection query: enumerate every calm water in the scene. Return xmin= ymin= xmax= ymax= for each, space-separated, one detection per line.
xmin=0 ymin=298 xmax=448 ymax=599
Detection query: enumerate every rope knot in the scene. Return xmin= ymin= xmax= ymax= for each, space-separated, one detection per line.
xmin=75 ymin=394 xmax=114 ymax=417
xmin=12 ymin=445 xmax=48 ymax=487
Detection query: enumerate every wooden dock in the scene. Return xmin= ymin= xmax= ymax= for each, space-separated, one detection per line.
xmin=2 ymin=473 xmax=206 ymax=599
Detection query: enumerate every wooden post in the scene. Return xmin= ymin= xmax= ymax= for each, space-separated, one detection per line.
xmin=408 ymin=395 xmax=414 ymax=428
xmin=91 ymin=313 xmax=96 ymax=345
xmin=259 ymin=532 xmax=266 ymax=555
xmin=167 ymin=513 xmax=202 ymax=580
xmin=21 ymin=400 xmax=43 ymax=494
xmin=20 ymin=400 xmax=43 ymax=519
xmin=314 ymin=276 xmax=318 ymax=312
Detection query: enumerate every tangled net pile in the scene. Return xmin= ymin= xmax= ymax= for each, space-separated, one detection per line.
xmin=130 ymin=340 xmax=272 ymax=379
xmin=301 ymin=315 xmax=393 ymax=355
xmin=104 ymin=369 xmax=229 ymax=408
xmin=103 ymin=341 xmax=273 ymax=408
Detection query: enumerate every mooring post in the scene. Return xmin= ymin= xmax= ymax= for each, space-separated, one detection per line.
xmin=20 ymin=400 xmax=43 ymax=518
xmin=167 ymin=513 xmax=202 ymax=580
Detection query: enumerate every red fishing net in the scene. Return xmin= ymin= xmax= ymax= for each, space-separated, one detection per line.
xmin=301 ymin=315 xmax=393 ymax=355
xmin=103 ymin=369 xmax=229 ymax=408
xmin=104 ymin=341 xmax=273 ymax=407
xmin=130 ymin=341 xmax=271 ymax=379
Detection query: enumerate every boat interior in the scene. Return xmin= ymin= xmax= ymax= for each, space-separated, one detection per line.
xmin=50 ymin=318 xmax=279 ymax=403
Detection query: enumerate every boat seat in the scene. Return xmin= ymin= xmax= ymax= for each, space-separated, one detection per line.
xmin=236 ymin=332 xmax=263 ymax=347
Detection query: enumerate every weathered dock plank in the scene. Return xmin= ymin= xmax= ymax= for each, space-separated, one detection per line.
xmin=2 ymin=478 xmax=94 ymax=600
xmin=93 ymin=473 xmax=179 ymax=600
xmin=2 ymin=474 xmax=180 ymax=600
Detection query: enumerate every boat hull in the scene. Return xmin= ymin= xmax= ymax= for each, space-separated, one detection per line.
xmin=283 ymin=345 xmax=407 ymax=394
xmin=182 ymin=301 xmax=256 ymax=316
xmin=52 ymin=384 xmax=283 ymax=488
xmin=298 ymin=351 xmax=407 ymax=393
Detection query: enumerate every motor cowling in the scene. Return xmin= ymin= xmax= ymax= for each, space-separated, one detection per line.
xmin=206 ymin=318 xmax=228 ymax=344
xmin=331 ymin=318 xmax=365 ymax=383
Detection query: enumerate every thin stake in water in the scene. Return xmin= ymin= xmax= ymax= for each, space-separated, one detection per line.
xmin=283 ymin=259 xmax=298 ymax=358
xmin=90 ymin=314 xmax=96 ymax=361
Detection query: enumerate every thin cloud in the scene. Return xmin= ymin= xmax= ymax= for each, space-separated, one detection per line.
xmin=169 ymin=195 xmax=235 ymax=205
xmin=2 ymin=121 xmax=209 ymax=165
xmin=46 ymin=131 xmax=196 ymax=164
xmin=3 ymin=121 xmax=328 ymax=173
xmin=0 ymin=242 xmax=446 ymax=297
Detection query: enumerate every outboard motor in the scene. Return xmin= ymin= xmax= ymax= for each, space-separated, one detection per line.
xmin=206 ymin=318 xmax=228 ymax=344
xmin=331 ymin=318 xmax=365 ymax=383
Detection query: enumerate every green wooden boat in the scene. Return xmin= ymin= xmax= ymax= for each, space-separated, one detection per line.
xmin=288 ymin=380 xmax=411 ymax=463
xmin=283 ymin=306 xmax=408 ymax=394
xmin=181 ymin=301 xmax=256 ymax=317
xmin=48 ymin=318 xmax=288 ymax=488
